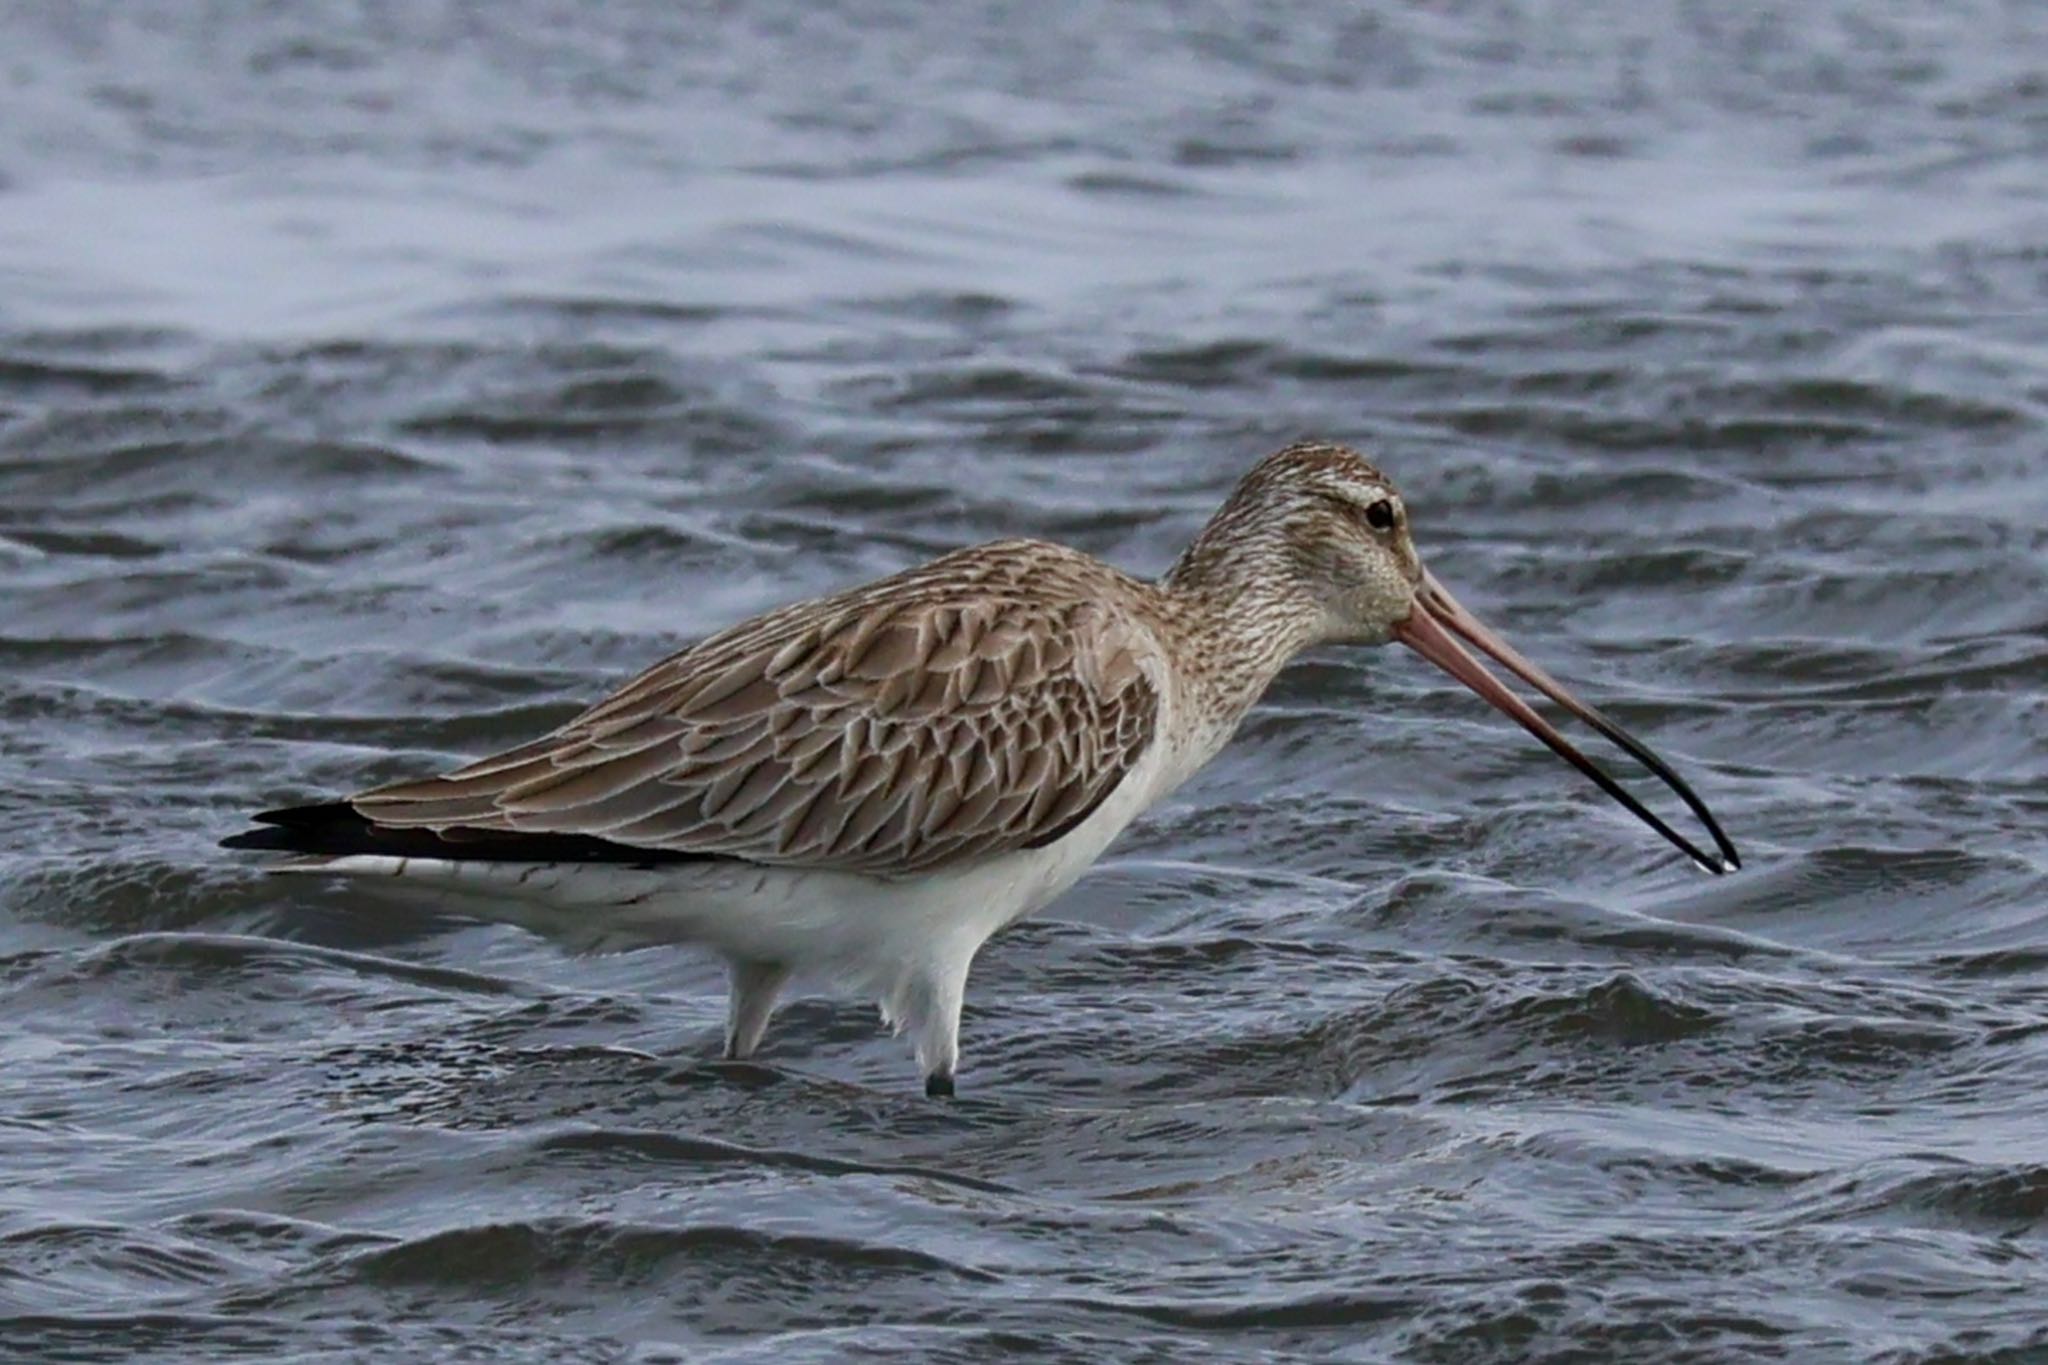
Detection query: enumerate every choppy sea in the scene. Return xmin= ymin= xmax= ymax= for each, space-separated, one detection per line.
xmin=2 ymin=3 xmax=2045 ymax=1359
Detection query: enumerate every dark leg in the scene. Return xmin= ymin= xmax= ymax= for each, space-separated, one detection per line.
xmin=924 ymin=1070 xmax=956 ymax=1099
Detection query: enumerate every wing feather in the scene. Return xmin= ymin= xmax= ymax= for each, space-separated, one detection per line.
xmin=347 ymin=541 xmax=1162 ymax=874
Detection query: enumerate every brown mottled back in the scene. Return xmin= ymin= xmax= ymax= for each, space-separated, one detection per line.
xmin=352 ymin=540 xmax=1162 ymax=874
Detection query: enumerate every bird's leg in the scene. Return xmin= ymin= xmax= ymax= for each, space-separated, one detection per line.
xmin=724 ymin=959 xmax=791 ymax=1060
xmin=882 ymin=952 xmax=972 ymax=1099
xmin=915 ymin=982 xmax=962 ymax=1098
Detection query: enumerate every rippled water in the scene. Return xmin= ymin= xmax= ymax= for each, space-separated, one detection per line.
xmin=4 ymin=2 xmax=2047 ymax=1360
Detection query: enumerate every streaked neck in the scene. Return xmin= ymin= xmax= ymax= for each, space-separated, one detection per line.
xmin=1157 ymin=539 xmax=1322 ymax=740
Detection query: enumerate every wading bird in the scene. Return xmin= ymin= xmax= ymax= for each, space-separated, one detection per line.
xmin=225 ymin=442 xmax=1738 ymax=1096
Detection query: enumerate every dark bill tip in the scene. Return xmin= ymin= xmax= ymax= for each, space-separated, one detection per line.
xmin=1393 ymin=574 xmax=1739 ymax=876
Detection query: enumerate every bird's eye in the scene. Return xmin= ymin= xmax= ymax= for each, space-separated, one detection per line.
xmin=1363 ymin=499 xmax=1396 ymax=531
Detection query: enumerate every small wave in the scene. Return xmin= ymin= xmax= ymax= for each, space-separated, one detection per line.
xmin=1115 ymin=337 xmax=1464 ymax=392
xmin=0 ymin=354 xmax=177 ymax=398
xmin=344 ymin=1217 xmax=998 ymax=1290
xmin=1806 ymin=1158 xmax=2048 ymax=1234
xmin=1653 ymin=844 xmax=2035 ymax=933
xmin=0 ymin=1220 xmax=246 ymax=1312
xmin=1499 ymin=973 xmax=1723 ymax=1046
xmin=0 ymin=1311 xmax=297 ymax=1361
xmin=1065 ymin=170 xmax=1206 ymax=199
xmin=1305 ymin=967 xmax=1724 ymax=1101
xmin=871 ymin=363 xmax=1101 ymax=409
xmin=470 ymin=294 xmax=730 ymax=328
xmin=400 ymin=399 xmax=780 ymax=452
xmin=60 ymin=931 xmax=536 ymax=1000
xmin=535 ymin=1125 xmax=1019 ymax=1196
xmin=1045 ymin=1286 xmax=1420 ymax=1330
xmin=1 ymin=859 xmax=275 ymax=939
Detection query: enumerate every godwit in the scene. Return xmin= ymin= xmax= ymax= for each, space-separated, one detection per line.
xmin=224 ymin=441 xmax=1738 ymax=1096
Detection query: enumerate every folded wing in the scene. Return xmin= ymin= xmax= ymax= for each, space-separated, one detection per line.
xmin=347 ymin=545 xmax=1161 ymax=874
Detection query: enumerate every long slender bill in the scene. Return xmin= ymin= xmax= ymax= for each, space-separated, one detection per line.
xmin=1391 ymin=570 xmax=1740 ymax=874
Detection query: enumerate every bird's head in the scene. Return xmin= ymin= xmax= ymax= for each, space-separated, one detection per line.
xmin=1172 ymin=440 xmax=1740 ymax=875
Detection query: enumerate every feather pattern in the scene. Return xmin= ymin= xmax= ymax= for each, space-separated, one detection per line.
xmin=350 ymin=539 xmax=1163 ymax=874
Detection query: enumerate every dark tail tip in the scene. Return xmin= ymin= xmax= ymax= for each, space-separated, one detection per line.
xmin=219 ymin=799 xmax=712 ymax=865
xmin=220 ymin=801 xmax=361 ymax=852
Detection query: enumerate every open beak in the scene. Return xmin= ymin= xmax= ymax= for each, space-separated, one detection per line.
xmin=1390 ymin=569 xmax=1740 ymax=874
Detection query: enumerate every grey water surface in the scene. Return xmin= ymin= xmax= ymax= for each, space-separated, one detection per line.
xmin=3 ymin=2 xmax=2046 ymax=1360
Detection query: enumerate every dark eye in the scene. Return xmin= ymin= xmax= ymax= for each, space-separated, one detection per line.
xmin=1363 ymin=499 xmax=1396 ymax=531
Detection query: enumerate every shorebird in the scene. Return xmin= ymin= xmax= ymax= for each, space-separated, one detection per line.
xmin=224 ymin=441 xmax=1738 ymax=1096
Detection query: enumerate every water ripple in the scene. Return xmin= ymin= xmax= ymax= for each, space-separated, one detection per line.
xmin=4 ymin=0 xmax=2048 ymax=1358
